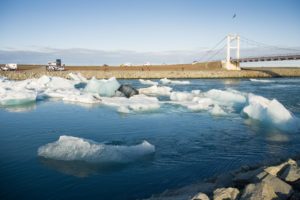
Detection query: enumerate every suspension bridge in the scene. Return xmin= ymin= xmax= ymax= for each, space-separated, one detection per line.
xmin=199 ymin=34 xmax=300 ymax=70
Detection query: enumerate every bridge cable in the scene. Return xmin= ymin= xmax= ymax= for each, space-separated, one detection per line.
xmin=198 ymin=36 xmax=227 ymax=61
xmin=206 ymin=44 xmax=227 ymax=61
xmin=239 ymin=35 xmax=300 ymax=53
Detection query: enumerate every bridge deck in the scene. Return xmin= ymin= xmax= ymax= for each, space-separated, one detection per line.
xmin=232 ymin=54 xmax=300 ymax=63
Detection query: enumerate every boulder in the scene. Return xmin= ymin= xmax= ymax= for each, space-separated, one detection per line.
xmin=233 ymin=167 xmax=264 ymax=187
xmin=289 ymin=191 xmax=300 ymax=200
xmin=264 ymin=159 xmax=296 ymax=176
xmin=258 ymin=173 xmax=293 ymax=199
xmin=240 ymin=182 xmax=277 ymax=200
xmin=279 ymin=164 xmax=300 ymax=182
xmin=191 ymin=192 xmax=210 ymax=200
xmin=214 ymin=173 xmax=234 ymax=188
xmin=118 ymin=84 xmax=139 ymax=98
xmin=213 ymin=187 xmax=239 ymax=200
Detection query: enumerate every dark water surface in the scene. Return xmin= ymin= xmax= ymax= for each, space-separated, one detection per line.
xmin=1 ymin=78 xmax=300 ymax=200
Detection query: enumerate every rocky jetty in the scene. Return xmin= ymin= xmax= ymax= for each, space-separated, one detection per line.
xmin=146 ymin=158 xmax=300 ymax=200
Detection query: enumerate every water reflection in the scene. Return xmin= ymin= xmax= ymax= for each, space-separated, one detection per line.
xmin=62 ymin=101 xmax=101 ymax=109
xmin=3 ymin=102 xmax=37 ymax=113
xmin=222 ymin=79 xmax=241 ymax=85
xmin=38 ymin=155 xmax=154 ymax=178
xmin=266 ymin=131 xmax=290 ymax=142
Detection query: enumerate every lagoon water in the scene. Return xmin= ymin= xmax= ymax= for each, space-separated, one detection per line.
xmin=1 ymin=78 xmax=300 ymax=200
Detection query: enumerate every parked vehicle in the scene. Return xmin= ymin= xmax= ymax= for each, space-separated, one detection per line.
xmin=46 ymin=59 xmax=65 ymax=71
xmin=0 ymin=63 xmax=18 ymax=71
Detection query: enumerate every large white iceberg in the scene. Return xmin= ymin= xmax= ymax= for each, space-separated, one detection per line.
xmin=243 ymin=94 xmax=298 ymax=131
xmin=101 ymin=94 xmax=160 ymax=112
xmin=204 ymin=89 xmax=246 ymax=107
xmin=138 ymin=85 xmax=172 ymax=96
xmin=84 ymin=77 xmax=120 ymax=97
xmin=38 ymin=135 xmax=155 ymax=163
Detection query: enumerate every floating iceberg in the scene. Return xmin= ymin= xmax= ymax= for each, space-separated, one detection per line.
xmin=205 ymin=89 xmax=246 ymax=107
xmin=139 ymin=79 xmax=158 ymax=86
xmin=84 ymin=77 xmax=120 ymax=97
xmin=0 ymin=88 xmax=37 ymax=106
xmin=250 ymin=79 xmax=274 ymax=83
xmin=243 ymin=94 xmax=299 ymax=131
xmin=101 ymin=94 xmax=160 ymax=112
xmin=170 ymin=92 xmax=195 ymax=101
xmin=160 ymin=78 xmax=190 ymax=85
xmin=139 ymin=85 xmax=172 ymax=96
xmin=38 ymin=136 xmax=155 ymax=163
xmin=68 ymin=73 xmax=87 ymax=82
xmin=62 ymin=93 xmax=101 ymax=104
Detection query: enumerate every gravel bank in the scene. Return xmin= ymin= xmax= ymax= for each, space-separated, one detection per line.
xmin=1 ymin=68 xmax=300 ymax=80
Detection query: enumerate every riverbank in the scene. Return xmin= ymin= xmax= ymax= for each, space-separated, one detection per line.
xmin=1 ymin=64 xmax=300 ymax=80
xmin=146 ymin=156 xmax=300 ymax=200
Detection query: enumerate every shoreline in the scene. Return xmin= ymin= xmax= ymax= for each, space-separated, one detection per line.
xmin=1 ymin=67 xmax=300 ymax=80
xmin=145 ymin=155 xmax=300 ymax=200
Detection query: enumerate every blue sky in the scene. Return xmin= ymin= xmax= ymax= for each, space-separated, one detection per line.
xmin=0 ymin=0 xmax=300 ymax=64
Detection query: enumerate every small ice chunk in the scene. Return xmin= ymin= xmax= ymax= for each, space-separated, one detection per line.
xmin=68 ymin=73 xmax=87 ymax=82
xmin=160 ymin=78 xmax=190 ymax=85
xmin=0 ymin=76 xmax=7 ymax=82
xmin=63 ymin=94 xmax=101 ymax=104
xmin=138 ymin=85 xmax=172 ymax=96
xmin=170 ymin=92 xmax=195 ymax=101
xmin=38 ymin=135 xmax=155 ymax=163
xmin=250 ymin=79 xmax=274 ymax=83
xmin=139 ymin=79 xmax=158 ymax=86
xmin=117 ymin=106 xmax=131 ymax=113
xmin=47 ymin=77 xmax=75 ymax=90
xmin=84 ymin=77 xmax=120 ymax=97
xmin=191 ymin=90 xmax=201 ymax=95
xmin=243 ymin=94 xmax=298 ymax=130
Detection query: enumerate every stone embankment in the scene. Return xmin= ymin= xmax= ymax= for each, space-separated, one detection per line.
xmin=146 ymin=158 xmax=300 ymax=200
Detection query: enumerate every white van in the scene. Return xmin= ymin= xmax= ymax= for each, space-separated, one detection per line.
xmin=1 ymin=63 xmax=18 ymax=71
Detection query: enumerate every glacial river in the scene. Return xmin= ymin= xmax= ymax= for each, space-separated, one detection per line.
xmin=0 ymin=77 xmax=300 ymax=200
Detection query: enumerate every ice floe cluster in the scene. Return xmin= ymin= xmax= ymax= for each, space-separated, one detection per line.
xmin=38 ymin=135 xmax=155 ymax=163
xmin=0 ymin=74 xmax=299 ymax=131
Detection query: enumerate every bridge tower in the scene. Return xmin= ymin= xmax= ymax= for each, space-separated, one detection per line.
xmin=222 ymin=34 xmax=241 ymax=70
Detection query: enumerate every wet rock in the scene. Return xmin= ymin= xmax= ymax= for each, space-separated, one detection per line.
xmin=279 ymin=163 xmax=300 ymax=182
xmin=118 ymin=84 xmax=139 ymax=98
xmin=233 ymin=167 xmax=264 ymax=187
xmin=240 ymin=182 xmax=277 ymax=200
xmin=264 ymin=159 xmax=296 ymax=177
xmin=213 ymin=187 xmax=239 ymax=200
xmin=214 ymin=173 xmax=234 ymax=188
xmin=289 ymin=191 xmax=300 ymax=200
xmin=258 ymin=173 xmax=293 ymax=199
xmin=191 ymin=192 xmax=210 ymax=200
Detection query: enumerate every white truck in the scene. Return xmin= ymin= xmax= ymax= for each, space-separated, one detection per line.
xmin=0 ymin=63 xmax=18 ymax=71
xmin=46 ymin=59 xmax=65 ymax=71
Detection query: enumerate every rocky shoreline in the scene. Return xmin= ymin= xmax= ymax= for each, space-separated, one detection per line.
xmin=1 ymin=67 xmax=300 ymax=80
xmin=146 ymin=157 xmax=300 ymax=200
